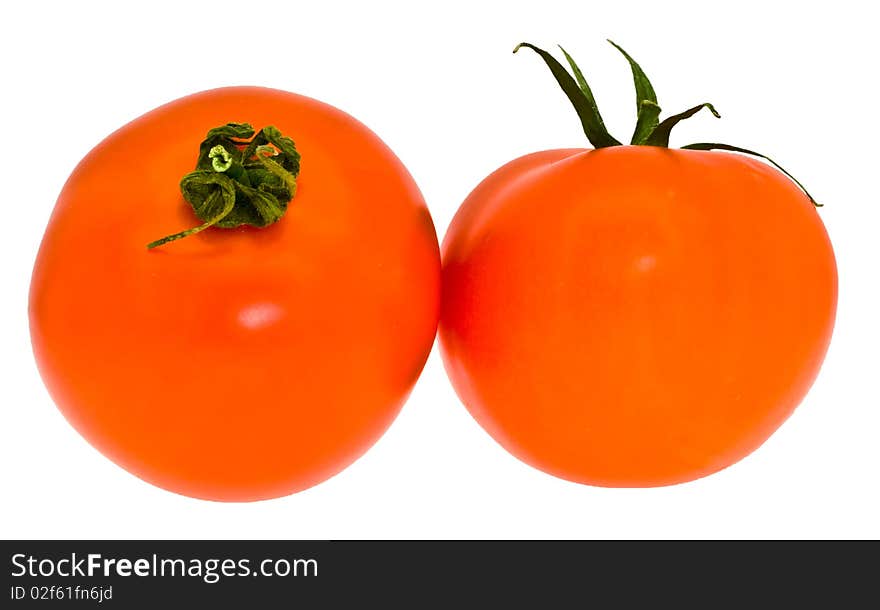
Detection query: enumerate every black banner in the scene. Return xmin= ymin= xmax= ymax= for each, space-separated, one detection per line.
xmin=1 ymin=540 xmax=876 ymax=606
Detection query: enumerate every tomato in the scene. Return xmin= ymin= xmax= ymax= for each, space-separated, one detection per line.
xmin=29 ymin=87 xmax=441 ymax=501
xmin=439 ymin=43 xmax=837 ymax=487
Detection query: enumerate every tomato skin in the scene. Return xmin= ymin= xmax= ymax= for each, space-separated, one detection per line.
xmin=440 ymin=146 xmax=837 ymax=487
xmin=29 ymin=87 xmax=441 ymax=501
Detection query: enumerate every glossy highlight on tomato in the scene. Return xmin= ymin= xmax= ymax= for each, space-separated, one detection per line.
xmin=30 ymin=86 xmax=441 ymax=501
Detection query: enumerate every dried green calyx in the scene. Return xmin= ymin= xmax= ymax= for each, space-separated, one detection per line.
xmin=513 ymin=41 xmax=819 ymax=206
xmin=147 ymin=123 xmax=301 ymax=249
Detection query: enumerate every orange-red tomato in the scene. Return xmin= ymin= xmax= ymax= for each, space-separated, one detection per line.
xmin=30 ymin=87 xmax=440 ymax=501
xmin=440 ymin=146 xmax=836 ymax=487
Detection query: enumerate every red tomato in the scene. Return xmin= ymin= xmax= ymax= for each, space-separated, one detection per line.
xmin=440 ymin=145 xmax=836 ymax=486
xmin=29 ymin=87 xmax=440 ymax=501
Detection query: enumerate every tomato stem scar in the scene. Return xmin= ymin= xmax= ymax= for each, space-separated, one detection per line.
xmin=209 ymin=145 xmax=233 ymax=172
xmin=147 ymin=123 xmax=301 ymax=249
xmin=514 ymin=41 xmax=821 ymax=206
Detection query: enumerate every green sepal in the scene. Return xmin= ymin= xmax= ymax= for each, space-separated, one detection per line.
xmin=558 ymin=46 xmax=615 ymax=142
xmin=682 ymin=142 xmax=820 ymax=206
xmin=147 ymin=123 xmax=301 ymax=249
xmin=644 ymin=103 xmax=720 ymax=147
xmin=145 ymin=173 xmax=237 ymax=248
xmin=514 ymin=42 xmax=621 ymax=148
xmin=607 ymin=40 xmax=660 ymax=145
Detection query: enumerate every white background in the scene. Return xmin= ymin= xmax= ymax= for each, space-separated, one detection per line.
xmin=2 ymin=0 xmax=877 ymax=539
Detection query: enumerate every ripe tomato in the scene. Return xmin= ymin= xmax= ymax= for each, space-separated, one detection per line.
xmin=439 ymin=43 xmax=837 ymax=487
xmin=30 ymin=87 xmax=441 ymax=501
